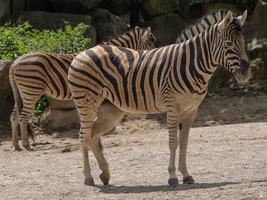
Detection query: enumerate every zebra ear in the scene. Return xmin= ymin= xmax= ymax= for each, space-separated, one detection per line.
xmin=141 ymin=27 xmax=151 ymax=42
xmin=218 ymin=11 xmax=233 ymax=32
xmin=135 ymin=26 xmax=139 ymax=30
xmin=237 ymin=10 xmax=247 ymax=26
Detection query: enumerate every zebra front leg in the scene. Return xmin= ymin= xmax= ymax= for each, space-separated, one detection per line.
xmin=178 ymin=109 xmax=197 ymax=184
xmin=167 ymin=110 xmax=180 ymax=186
xmin=10 ymin=106 xmax=21 ymax=151
xmin=91 ymin=137 xmax=110 ymax=185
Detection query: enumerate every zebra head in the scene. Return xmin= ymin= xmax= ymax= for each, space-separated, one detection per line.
xmin=218 ymin=10 xmax=251 ymax=83
xmin=136 ymin=26 xmax=157 ymax=49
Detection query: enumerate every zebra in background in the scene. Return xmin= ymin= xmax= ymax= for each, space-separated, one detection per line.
xmin=68 ymin=10 xmax=250 ymax=186
xmin=9 ymin=26 xmax=156 ymax=151
xmin=176 ymin=10 xmax=229 ymax=43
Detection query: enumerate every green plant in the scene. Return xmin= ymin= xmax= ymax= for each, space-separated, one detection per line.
xmin=34 ymin=96 xmax=49 ymax=117
xmin=0 ymin=22 xmax=91 ymax=60
xmin=250 ymin=58 xmax=264 ymax=80
xmin=0 ymin=22 xmax=92 ymax=116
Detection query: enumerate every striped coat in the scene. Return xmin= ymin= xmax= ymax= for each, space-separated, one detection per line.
xmin=68 ymin=11 xmax=250 ymax=186
xmin=9 ymin=26 xmax=156 ymax=151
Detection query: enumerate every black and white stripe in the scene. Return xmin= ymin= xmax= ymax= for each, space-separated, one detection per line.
xmin=176 ymin=10 xmax=229 ymax=43
xmin=9 ymin=26 xmax=156 ymax=151
xmin=68 ymin=10 xmax=250 ymax=186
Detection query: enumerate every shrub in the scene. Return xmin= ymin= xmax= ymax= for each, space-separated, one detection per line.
xmin=0 ymin=22 xmax=92 ymax=116
xmin=0 ymin=22 xmax=91 ymax=60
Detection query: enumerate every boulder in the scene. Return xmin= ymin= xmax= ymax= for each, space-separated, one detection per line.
xmin=0 ymin=0 xmax=11 ymax=25
xmin=42 ymin=98 xmax=120 ymax=135
xmin=78 ymin=0 xmax=104 ymax=10
xmin=25 ymin=0 xmax=50 ymax=12
xmin=17 ymin=11 xmax=97 ymax=45
xmin=252 ymin=0 xmax=267 ymax=26
xmin=141 ymin=14 xmax=185 ymax=45
xmin=100 ymin=0 xmax=130 ymax=16
xmin=27 ymin=0 xmax=103 ymax=13
xmin=49 ymin=0 xmax=104 ymax=13
xmin=41 ymin=98 xmax=80 ymax=131
xmin=0 ymin=60 xmax=13 ymax=124
xmin=92 ymin=8 xmax=128 ymax=42
xmin=140 ymin=0 xmax=173 ymax=20
xmin=244 ymin=0 xmax=267 ymax=79
xmin=208 ymin=67 xmax=232 ymax=92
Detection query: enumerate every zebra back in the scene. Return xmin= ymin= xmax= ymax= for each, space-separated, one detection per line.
xmin=176 ymin=10 xmax=231 ymax=43
xmin=101 ymin=26 xmax=156 ymax=50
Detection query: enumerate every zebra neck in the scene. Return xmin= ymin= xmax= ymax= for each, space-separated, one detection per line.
xmin=195 ymin=26 xmax=221 ymax=84
xmin=172 ymin=26 xmax=221 ymax=95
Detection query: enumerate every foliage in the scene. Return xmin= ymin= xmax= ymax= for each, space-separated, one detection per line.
xmin=0 ymin=22 xmax=92 ymax=116
xmin=34 ymin=96 xmax=49 ymax=117
xmin=250 ymin=58 xmax=265 ymax=80
xmin=0 ymin=22 xmax=91 ymax=60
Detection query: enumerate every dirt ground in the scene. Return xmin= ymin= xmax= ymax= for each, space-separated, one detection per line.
xmin=0 ymin=92 xmax=267 ymax=200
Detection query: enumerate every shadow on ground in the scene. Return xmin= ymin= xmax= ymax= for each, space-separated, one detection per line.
xmin=97 ymin=179 xmax=267 ymax=194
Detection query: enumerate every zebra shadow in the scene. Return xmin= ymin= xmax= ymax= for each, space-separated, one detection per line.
xmin=96 ymin=181 xmax=240 ymax=194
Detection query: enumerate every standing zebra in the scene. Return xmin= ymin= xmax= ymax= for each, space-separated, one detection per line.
xmin=9 ymin=26 xmax=156 ymax=151
xmin=176 ymin=10 xmax=229 ymax=43
xmin=68 ymin=10 xmax=250 ymax=186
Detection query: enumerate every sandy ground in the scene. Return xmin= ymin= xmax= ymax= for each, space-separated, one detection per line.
xmin=0 ymin=93 xmax=267 ymax=200
xmin=0 ymin=122 xmax=267 ymax=200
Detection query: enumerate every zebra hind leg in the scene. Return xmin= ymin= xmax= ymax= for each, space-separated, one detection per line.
xmin=10 ymin=105 xmax=21 ymax=151
xmin=18 ymin=95 xmax=40 ymax=151
xmin=91 ymin=137 xmax=110 ymax=185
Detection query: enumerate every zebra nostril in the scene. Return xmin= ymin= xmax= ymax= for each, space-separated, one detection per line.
xmin=240 ymin=59 xmax=249 ymax=73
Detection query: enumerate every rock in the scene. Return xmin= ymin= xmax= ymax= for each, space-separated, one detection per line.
xmin=0 ymin=0 xmax=11 ymax=25
xmin=42 ymin=98 xmax=120 ymax=134
xmin=100 ymin=0 xmax=130 ymax=16
xmin=41 ymin=98 xmax=79 ymax=131
xmin=140 ymin=0 xmax=173 ymax=20
xmin=142 ymin=14 xmax=185 ymax=45
xmin=208 ymin=67 xmax=232 ymax=92
xmin=79 ymin=0 xmax=104 ymax=10
xmin=252 ymin=0 xmax=267 ymax=26
xmin=25 ymin=0 xmax=50 ymax=12
xmin=92 ymin=8 xmax=128 ymax=42
xmin=17 ymin=11 xmax=96 ymax=45
xmin=27 ymin=0 xmax=103 ymax=13
xmin=0 ymin=60 xmax=13 ymax=123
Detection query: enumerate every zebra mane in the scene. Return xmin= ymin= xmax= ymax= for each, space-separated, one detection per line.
xmin=176 ymin=10 xmax=237 ymax=43
xmin=101 ymin=27 xmax=147 ymax=45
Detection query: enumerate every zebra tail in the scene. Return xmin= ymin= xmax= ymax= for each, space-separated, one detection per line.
xmin=9 ymin=62 xmax=35 ymax=141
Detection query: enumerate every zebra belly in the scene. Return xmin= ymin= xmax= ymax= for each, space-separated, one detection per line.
xmin=103 ymin=92 xmax=167 ymax=114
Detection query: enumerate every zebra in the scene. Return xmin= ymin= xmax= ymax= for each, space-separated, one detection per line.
xmin=9 ymin=26 xmax=156 ymax=151
xmin=68 ymin=10 xmax=250 ymax=186
xmin=176 ymin=10 xmax=229 ymax=43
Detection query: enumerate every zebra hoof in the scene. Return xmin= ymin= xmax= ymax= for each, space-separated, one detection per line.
xmin=84 ymin=178 xmax=95 ymax=186
xmin=13 ymin=145 xmax=22 ymax=151
xmin=99 ymin=173 xmax=110 ymax=185
xmin=24 ymin=145 xmax=33 ymax=151
xmin=183 ymin=176 xmax=194 ymax=184
xmin=168 ymin=178 xmax=179 ymax=187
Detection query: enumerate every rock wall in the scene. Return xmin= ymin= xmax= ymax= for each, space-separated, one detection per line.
xmin=0 ymin=61 xmax=13 ymax=124
xmin=0 ymin=0 xmax=264 ymax=131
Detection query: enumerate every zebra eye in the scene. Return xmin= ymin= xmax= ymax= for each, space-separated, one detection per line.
xmin=225 ymin=41 xmax=233 ymax=47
